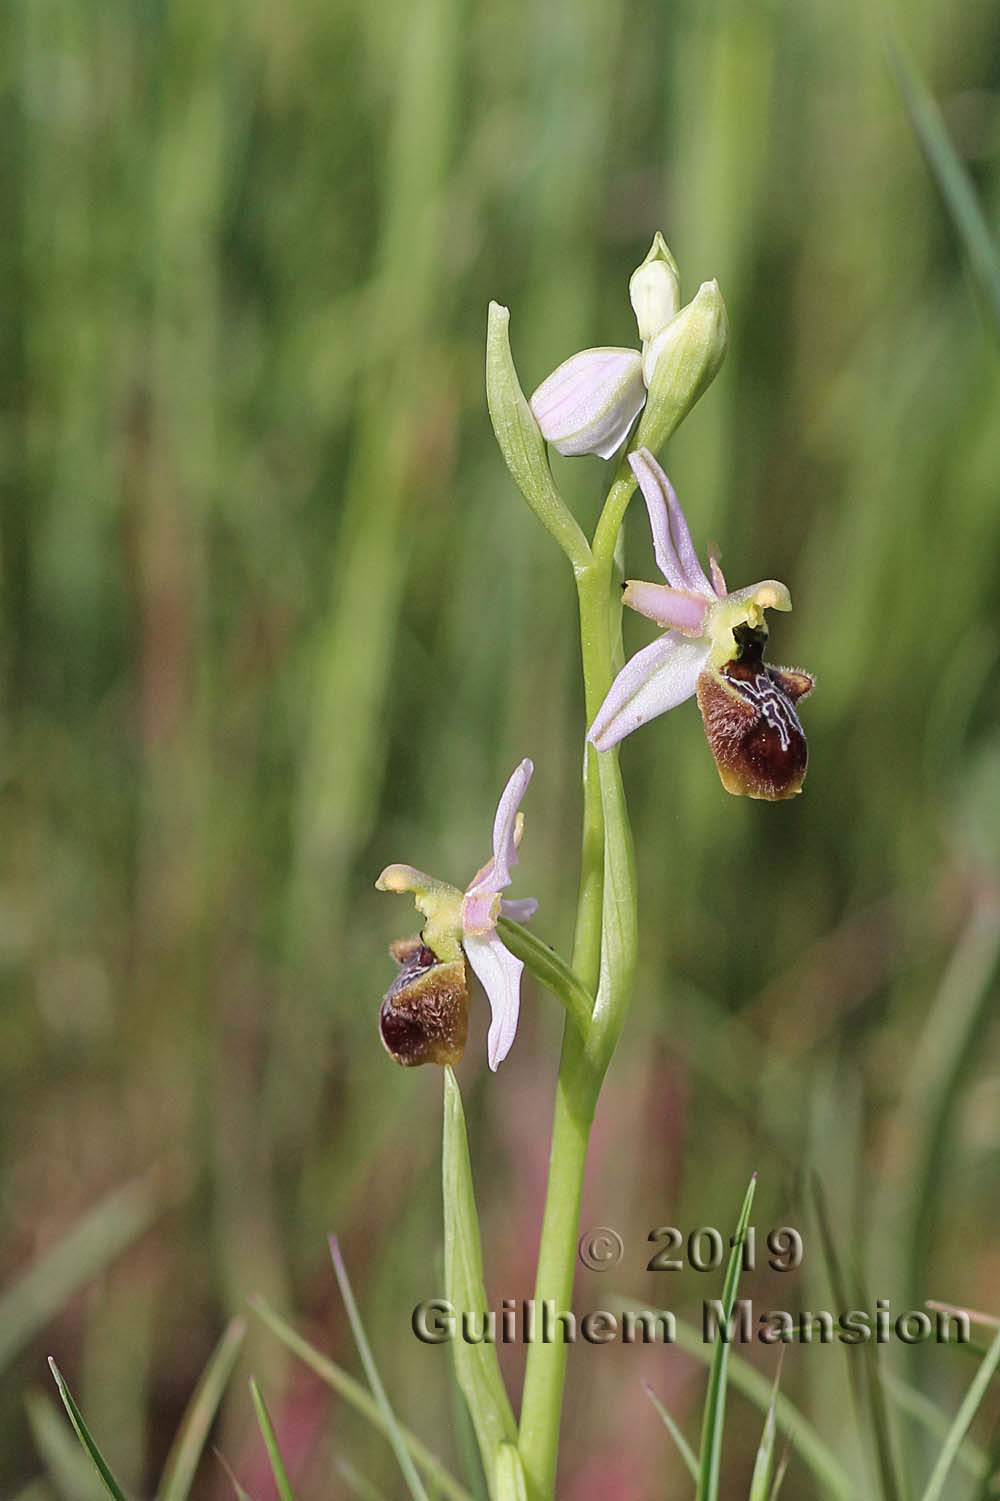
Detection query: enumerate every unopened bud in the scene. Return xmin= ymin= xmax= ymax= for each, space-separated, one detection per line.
xmin=629 ymin=233 xmax=680 ymax=342
xmin=634 ymin=280 xmax=729 ymax=454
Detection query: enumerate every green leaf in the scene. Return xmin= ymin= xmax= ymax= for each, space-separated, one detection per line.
xmin=485 ymin=302 xmax=591 ymax=570
xmin=642 ymin=1380 xmax=698 ymax=1482
xmin=888 ymin=38 xmax=1000 ymax=338
xmin=250 ymin=1297 xmax=471 ymax=1501
xmin=0 ymin=1174 xmax=161 ymax=1375
xmin=442 ymin=1068 xmax=518 ymax=1490
xmin=157 ymin=1316 xmax=246 ymax=1501
xmin=25 ymin=1389 xmax=106 ymax=1501
xmin=696 ymin=1174 xmax=756 ymax=1501
xmin=249 ymin=1380 xmax=294 ymax=1501
xmin=329 ymin=1236 xmax=430 ymax=1501
xmin=48 ymin=1360 xmax=130 ymax=1501
xmin=617 ymin=1305 xmax=855 ymax=1500
xmin=920 ymin=1327 xmax=1000 ymax=1501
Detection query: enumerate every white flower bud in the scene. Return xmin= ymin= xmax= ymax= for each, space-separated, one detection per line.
xmin=642 ymin=279 xmax=727 ymax=388
xmin=630 ymin=233 xmax=681 ymax=343
xmin=530 ymin=347 xmax=645 ymax=460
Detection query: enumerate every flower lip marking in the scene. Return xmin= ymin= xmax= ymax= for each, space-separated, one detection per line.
xmin=588 ymin=449 xmax=814 ymax=799
xmin=697 ymin=624 xmax=814 ymax=801
xmin=380 ymin=938 xmax=470 ymax=1068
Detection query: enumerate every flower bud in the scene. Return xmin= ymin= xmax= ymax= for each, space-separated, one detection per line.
xmin=634 ymin=280 xmax=729 ymax=455
xmin=696 ymin=625 xmax=814 ymax=800
xmin=380 ymin=937 xmax=469 ymax=1067
xmin=530 ymin=347 xmax=645 ymax=460
xmin=629 ymin=233 xmax=680 ymax=342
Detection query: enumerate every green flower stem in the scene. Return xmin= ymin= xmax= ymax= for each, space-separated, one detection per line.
xmin=495 ymin=919 xmax=594 ymax=1039
xmin=518 ymin=550 xmax=638 ymax=1501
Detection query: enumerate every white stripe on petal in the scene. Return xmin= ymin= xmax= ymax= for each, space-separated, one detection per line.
xmin=588 ymin=634 xmax=710 ymax=751
xmin=464 ymin=930 xmax=524 ymax=1071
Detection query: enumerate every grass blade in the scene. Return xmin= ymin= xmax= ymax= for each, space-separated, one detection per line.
xmin=811 ymin=1178 xmax=902 ymax=1501
xmin=48 ymin=1359 xmax=129 ymax=1501
xmin=249 ymin=1380 xmax=294 ymax=1501
xmin=920 ymin=1327 xmax=1000 ymax=1501
xmin=888 ymin=38 xmax=1000 ymax=337
xmin=641 ymin=1380 xmax=698 ymax=1482
xmin=695 ymin=1174 xmax=756 ymax=1501
xmin=618 ymin=1304 xmax=854 ymax=1499
xmin=329 ymin=1236 xmax=430 ymax=1501
xmin=250 ymin=1298 xmax=471 ymax=1501
xmin=157 ymin=1316 xmax=246 ymax=1501
xmin=25 ymin=1389 xmax=106 ymax=1501
xmin=0 ymin=1174 xmax=161 ymax=1374
xmin=748 ymin=1356 xmax=783 ymax=1501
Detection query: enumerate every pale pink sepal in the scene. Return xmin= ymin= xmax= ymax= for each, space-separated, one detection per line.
xmin=466 ymin=758 xmax=534 ymax=897
xmin=623 ymin=581 xmax=708 ymax=635
xmin=588 ymin=633 xmax=710 ymax=751
xmin=628 ymin=449 xmax=713 ymax=596
xmin=464 ymin=929 xmax=524 ymax=1071
xmin=531 ymin=347 xmax=646 ymax=460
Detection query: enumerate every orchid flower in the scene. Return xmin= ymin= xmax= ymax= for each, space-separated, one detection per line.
xmin=588 ymin=450 xmax=815 ymax=800
xmin=376 ymin=759 xmax=538 ymax=1070
xmin=529 ymin=234 xmax=720 ymax=460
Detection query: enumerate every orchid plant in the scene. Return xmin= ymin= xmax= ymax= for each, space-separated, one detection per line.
xmin=375 ymin=236 xmax=813 ymax=1500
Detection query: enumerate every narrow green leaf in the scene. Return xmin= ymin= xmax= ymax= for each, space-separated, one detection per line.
xmin=748 ymin=1360 xmax=782 ymax=1501
xmin=442 ymin=1068 xmax=519 ymax=1489
xmin=618 ymin=1304 xmax=855 ymax=1500
xmin=495 ymin=919 xmax=593 ymax=1037
xmin=0 ymin=1174 xmax=161 ymax=1374
xmin=811 ymin=1178 xmax=902 ymax=1501
xmin=25 ymin=1389 xmax=106 ymax=1501
xmin=249 ymin=1380 xmax=294 ymax=1501
xmin=250 ymin=1298 xmax=471 ymax=1501
xmin=920 ymin=1327 xmax=1000 ymax=1501
xmin=329 ymin=1236 xmax=430 ymax=1501
xmin=888 ymin=38 xmax=1000 ymax=337
xmin=642 ymin=1380 xmax=698 ymax=1482
xmin=157 ymin=1316 xmax=246 ymax=1501
xmin=696 ymin=1174 xmax=756 ymax=1501
xmin=485 ymin=302 xmax=591 ymax=570
xmin=770 ymin=1450 xmax=790 ymax=1499
xmin=48 ymin=1360 xmax=130 ymax=1501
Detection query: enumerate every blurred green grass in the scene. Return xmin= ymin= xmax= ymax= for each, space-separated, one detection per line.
xmin=0 ymin=0 xmax=998 ymax=1494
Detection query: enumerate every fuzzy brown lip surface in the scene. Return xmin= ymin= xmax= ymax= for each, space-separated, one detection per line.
xmin=697 ymin=624 xmax=813 ymax=801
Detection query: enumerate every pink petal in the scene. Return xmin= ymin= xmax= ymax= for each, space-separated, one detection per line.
xmin=467 ymin=758 xmax=534 ymax=897
xmin=463 ymin=930 xmax=523 ymax=1070
xmin=500 ymin=897 xmax=538 ymax=922
xmin=623 ymin=581 xmax=709 ymax=635
xmin=588 ymin=633 xmax=710 ymax=751
xmin=628 ymin=449 xmax=713 ymax=596
xmin=530 ymin=348 xmax=646 ymax=460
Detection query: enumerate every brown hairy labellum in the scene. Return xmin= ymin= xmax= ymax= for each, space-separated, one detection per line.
xmin=380 ymin=936 xmax=469 ymax=1067
xmin=696 ymin=624 xmax=814 ymax=801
